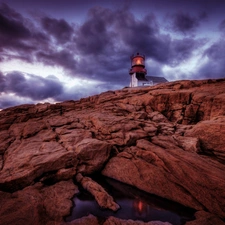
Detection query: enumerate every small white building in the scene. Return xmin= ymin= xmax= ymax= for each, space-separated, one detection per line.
xmin=129 ymin=53 xmax=168 ymax=87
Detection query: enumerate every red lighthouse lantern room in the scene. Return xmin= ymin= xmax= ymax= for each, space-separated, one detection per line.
xmin=129 ymin=53 xmax=147 ymax=87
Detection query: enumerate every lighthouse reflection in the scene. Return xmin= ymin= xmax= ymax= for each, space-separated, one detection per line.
xmin=133 ymin=199 xmax=148 ymax=216
xmin=65 ymin=177 xmax=195 ymax=225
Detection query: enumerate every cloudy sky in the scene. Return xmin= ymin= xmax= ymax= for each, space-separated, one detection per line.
xmin=1 ymin=0 xmax=225 ymax=109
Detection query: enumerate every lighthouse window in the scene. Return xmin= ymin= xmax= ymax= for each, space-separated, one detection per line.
xmin=137 ymin=59 xmax=141 ymax=64
xmin=132 ymin=57 xmax=144 ymax=66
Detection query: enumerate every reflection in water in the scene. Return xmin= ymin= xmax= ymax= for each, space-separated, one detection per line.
xmin=65 ymin=176 xmax=195 ymax=225
xmin=134 ymin=199 xmax=147 ymax=216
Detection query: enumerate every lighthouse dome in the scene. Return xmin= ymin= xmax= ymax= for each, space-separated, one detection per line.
xmin=131 ymin=53 xmax=145 ymax=67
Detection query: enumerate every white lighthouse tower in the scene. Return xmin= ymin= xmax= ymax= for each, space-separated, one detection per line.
xmin=129 ymin=53 xmax=147 ymax=87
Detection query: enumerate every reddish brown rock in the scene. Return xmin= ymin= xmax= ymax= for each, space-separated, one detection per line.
xmin=41 ymin=180 xmax=78 ymax=222
xmin=0 ymin=78 xmax=225 ymax=224
xmin=103 ymin=217 xmax=172 ymax=225
xmin=102 ymin=138 xmax=225 ymax=217
xmin=75 ymin=138 xmax=112 ymax=175
xmin=76 ymin=173 xmax=120 ymax=211
xmin=0 ymin=187 xmax=43 ymax=225
xmin=63 ymin=214 xmax=99 ymax=225
xmin=0 ymin=180 xmax=77 ymax=225
xmin=185 ymin=116 xmax=225 ymax=162
xmin=185 ymin=211 xmax=225 ymax=225
xmin=0 ymin=137 xmax=77 ymax=191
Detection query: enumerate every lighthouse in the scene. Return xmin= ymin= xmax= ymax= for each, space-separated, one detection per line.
xmin=129 ymin=53 xmax=147 ymax=87
xmin=129 ymin=53 xmax=168 ymax=87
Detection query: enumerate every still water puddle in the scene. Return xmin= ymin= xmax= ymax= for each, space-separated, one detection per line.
xmin=65 ymin=176 xmax=195 ymax=225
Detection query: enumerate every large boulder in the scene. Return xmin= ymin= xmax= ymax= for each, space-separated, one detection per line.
xmin=185 ymin=116 xmax=225 ymax=162
xmin=102 ymin=138 xmax=225 ymax=218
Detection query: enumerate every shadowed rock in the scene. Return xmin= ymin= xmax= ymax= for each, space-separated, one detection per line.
xmin=0 ymin=180 xmax=78 ymax=225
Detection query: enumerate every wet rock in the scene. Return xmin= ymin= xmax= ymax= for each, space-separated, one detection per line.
xmin=76 ymin=173 xmax=120 ymax=211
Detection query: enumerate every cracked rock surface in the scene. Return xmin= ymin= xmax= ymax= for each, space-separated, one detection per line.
xmin=0 ymin=79 xmax=225 ymax=224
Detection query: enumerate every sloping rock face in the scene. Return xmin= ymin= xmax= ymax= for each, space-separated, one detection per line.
xmin=0 ymin=79 xmax=225 ymax=225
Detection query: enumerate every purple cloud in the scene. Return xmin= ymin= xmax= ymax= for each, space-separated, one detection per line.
xmin=1 ymin=1 xmax=224 ymax=109
xmin=1 ymin=71 xmax=63 ymax=100
xmin=196 ymin=40 xmax=225 ymax=79
xmin=219 ymin=19 xmax=225 ymax=32
xmin=41 ymin=17 xmax=74 ymax=44
xmin=169 ymin=11 xmax=207 ymax=34
xmin=36 ymin=50 xmax=77 ymax=72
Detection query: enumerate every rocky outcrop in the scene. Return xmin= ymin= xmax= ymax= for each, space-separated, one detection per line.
xmin=185 ymin=116 xmax=225 ymax=162
xmin=102 ymin=138 xmax=225 ymax=217
xmin=0 ymin=180 xmax=78 ymax=225
xmin=0 ymin=78 xmax=225 ymax=224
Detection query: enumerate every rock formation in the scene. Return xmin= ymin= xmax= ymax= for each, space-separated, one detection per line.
xmin=0 ymin=78 xmax=225 ymax=225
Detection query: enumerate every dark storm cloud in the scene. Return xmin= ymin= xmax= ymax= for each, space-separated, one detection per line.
xmin=0 ymin=3 xmax=50 ymax=62
xmin=168 ymin=38 xmax=204 ymax=67
xmin=0 ymin=3 xmax=32 ymax=54
xmin=219 ymin=19 xmax=225 ymax=32
xmin=0 ymin=70 xmax=100 ymax=109
xmin=1 ymin=71 xmax=63 ymax=100
xmin=41 ymin=17 xmax=74 ymax=44
xmin=169 ymin=12 xmax=207 ymax=34
xmin=36 ymin=50 xmax=77 ymax=71
xmin=75 ymin=7 xmax=114 ymax=55
xmin=73 ymin=6 xmax=204 ymax=84
xmin=195 ymin=40 xmax=225 ymax=79
xmin=111 ymin=10 xmax=170 ymax=63
xmin=0 ymin=2 xmax=205 ymax=82
xmin=1 ymin=2 xmax=223 ymax=105
xmin=0 ymin=5 xmax=31 ymax=39
xmin=0 ymin=71 xmax=6 ymax=91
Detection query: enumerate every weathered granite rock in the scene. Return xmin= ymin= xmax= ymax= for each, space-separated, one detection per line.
xmin=41 ymin=180 xmax=78 ymax=222
xmin=0 ymin=187 xmax=43 ymax=225
xmin=0 ymin=137 xmax=77 ymax=192
xmin=75 ymin=138 xmax=112 ymax=175
xmin=0 ymin=180 xmax=78 ymax=225
xmin=103 ymin=217 xmax=172 ymax=225
xmin=63 ymin=215 xmax=173 ymax=225
xmin=102 ymin=137 xmax=225 ymax=217
xmin=185 ymin=211 xmax=225 ymax=225
xmin=76 ymin=173 xmax=120 ymax=211
xmin=62 ymin=214 xmax=99 ymax=225
xmin=0 ymin=78 xmax=225 ymax=224
xmin=185 ymin=116 xmax=225 ymax=162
